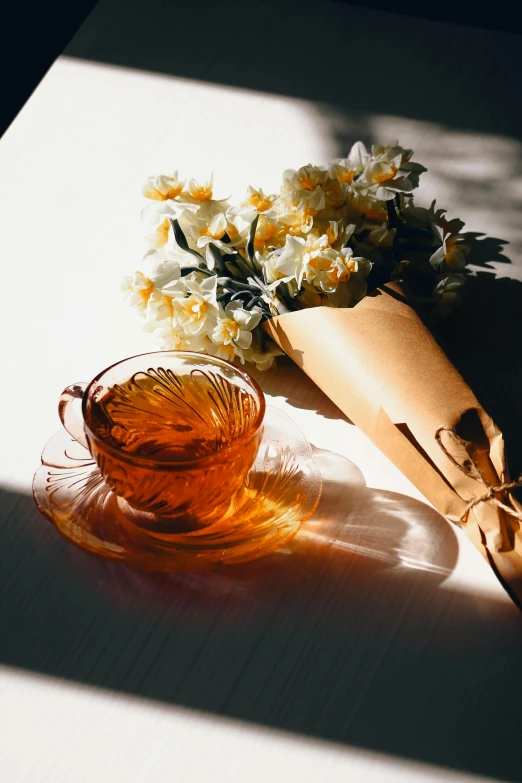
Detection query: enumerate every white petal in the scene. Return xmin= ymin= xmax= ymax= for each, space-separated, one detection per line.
xmin=197 ymin=236 xmax=236 ymax=254
xmin=234 ymin=309 xmax=262 ymax=330
xmin=429 ymin=247 xmax=445 ymax=269
xmin=353 ymin=257 xmax=372 ymax=278
xmin=348 ymin=141 xmax=368 ymax=169
xmin=236 ymin=330 xmax=253 ymax=349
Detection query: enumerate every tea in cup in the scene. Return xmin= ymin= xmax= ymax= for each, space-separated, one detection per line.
xmin=58 ymin=351 xmax=265 ymax=524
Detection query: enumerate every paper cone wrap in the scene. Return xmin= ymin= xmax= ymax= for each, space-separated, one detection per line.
xmin=264 ymin=282 xmax=522 ymax=604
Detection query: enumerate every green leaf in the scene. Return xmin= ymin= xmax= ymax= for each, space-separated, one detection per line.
xmin=246 ymin=214 xmax=259 ymax=266
xmin=171 ymin=219 xmax=205 ymax=262
xmin=225 ymin=260 xmax=242 ymax=278
xmin=233 ymin=251 xmax=258 ymax=281
xmin=180 ymin=265 xmax=213 ymax=277
xmin=208 ymin=243 xmax=228 ymax=275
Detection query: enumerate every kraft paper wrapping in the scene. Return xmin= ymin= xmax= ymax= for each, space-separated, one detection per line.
xmin=264 ymin=282 xmax=522 ymax=605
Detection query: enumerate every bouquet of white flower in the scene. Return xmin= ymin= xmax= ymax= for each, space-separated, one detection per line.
xmin=123 ymin=141 xmax=522 ymax=607
xmin=123 ymin=141 xmax=469 ymax=370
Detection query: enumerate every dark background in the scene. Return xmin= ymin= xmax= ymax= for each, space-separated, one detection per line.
xmin=1 ymin=0 xmax=521 ymax=138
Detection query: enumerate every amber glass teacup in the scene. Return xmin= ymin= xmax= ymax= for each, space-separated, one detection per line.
xmin=59 ymin=351 xmax=265 ymax=524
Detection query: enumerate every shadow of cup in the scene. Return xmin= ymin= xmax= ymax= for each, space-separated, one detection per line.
xmin=68 ymin=446 xmax=459 ymax=617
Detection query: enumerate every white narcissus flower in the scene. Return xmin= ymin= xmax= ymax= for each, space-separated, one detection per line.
xmin=322 ymin=177 xmax=352 ymax=210
xmin=349 ymin=189 xmax=388 ymax=221
xmin=280 ymin=184 xmax=326 ymax=217
xmin=196 ymin=212 xmax=243 ymax=266
xmin=144 ymin=218 xmax=172 ymax=250
xmin=276 ymin=194 xmax=318 ymax=235
xmin=368 ymin=224 xmax=397 ymax=248
xmin=361 ymin=152 xmax=404 ymax=185
xmin=186 ymin=175 xmax=214 ymax=202
xmin=324 ymin=221 xmax=355 ymax=247
xmin=172 ymin=274 xmax=218 ymax=336
xmin=141 ymin=198 xmax=199 ymax=229
xmin=430 ymin=228 xmax=471 ymax=271
xmin=140 ymin=248 xmax=187 ymax=289
xmin=430 ymin=275 xmax=466 ymax=319
xmin=141 ymin=199 xmax=200 ymax=249
xmin=243 ymin=341 xmax=283 ymax=371
xmin=179 ymin=200 xmax=230 ymax=247
xmin=207 ymin=341 xmax=239 ymax=364
xmin=264 ymin=250 xmax=292 ymax=285
xmin=316 ymin=248 xmax=372 ymax=295
xmin=358 ymin=141 xmax=426 ymax=200
xmin=145 ymin=291 xmax=174 ymax=329
xmin=317 ymin=248 xmax=359 ymax=293
xmin=241 ymin=186 xmax=278 ymax=214
xmin=282 ymin=164 xmax=327 ymax=193
xmin=253 ymin=212 xmax=285 ymax=253
xmin=326 ymin=256 xmax=372 ymax=306
xmin=276 ymin=233 xmax=365 ymax=292
xmin=225 ymin=205 xmax=257 ymax=242
xmin=153 ymin=326 xmax=186 ymax=350
xmin=296 ymin=185 xmax=326 ymax=215
xmin=121 ymin=249 xmax=186 ymax=315
xmin=154 ymin=326 xmax=211 ymax=353
xmin=121 ymin=271 xmax=153 ymax=313
xmin=433 ymin=275 xmax=466 ymax=300
xmin=276 ymin=233 xmax=325 ymax=287
xmin=211 ymin=301 xmax=262 ymax=352
xmin=328 ymin=141 xmax=370 ymax=183
xmin=372 ymin=143 xmax=426 ymax=188
xmin=142 ymin=172 xmax=185 ymax=201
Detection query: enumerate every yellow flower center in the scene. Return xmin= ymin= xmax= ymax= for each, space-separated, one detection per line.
xmin=137 ymin=288 xmax=152 ymax=306
xmin=218 ymin=318 xmax=240 ymax=344
xmin=220 ymin=343 xmax=236 ymax=361
xmin=326 ymin=226 xmax=337 ymax=244
xmin=337 ymin=169 xmax=354 ymax=184
xmin=143 ymin=183 xmax=183 ymax=201
xmin=248 ymin=193 xmax=273 ymax=212
xmin=155 ymin=219 xmax=170 ymax=247
xmin=200 ymin=225 xmax=226 ymax=240
xmin=189 ymin=182 xmax=213 ymax=201
xmin=373 ymin=163 xmax=399 ymax=184
xmin=351 ymin=194 xmax=387 ymax=221
xmin=180 ymin=295 xmax=207 ymax=323
xmin=324 ymin=180 xmax=346 ymax=209
xmin=254 ymin=218 xmax=279 ymax=250
xmin=299 ymin=175 xmax=320 ymax=191
xmin=326 ymin=256 xmax=355 ymax=284
xmin=307 ymin=252 xmax=331 ymax=272
xmin=328 ymin=266 xmax=350 ymax=284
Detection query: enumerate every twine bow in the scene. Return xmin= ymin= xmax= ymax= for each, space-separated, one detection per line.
xmin=435 ymin=426 xmax=522 ymax=522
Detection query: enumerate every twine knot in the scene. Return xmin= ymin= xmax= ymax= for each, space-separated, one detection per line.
xmin=435 ymin=426 xmax=522 ymax=522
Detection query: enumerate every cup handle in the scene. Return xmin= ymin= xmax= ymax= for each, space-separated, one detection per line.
xmin=58 ymin=383 xmax=90 ymax=451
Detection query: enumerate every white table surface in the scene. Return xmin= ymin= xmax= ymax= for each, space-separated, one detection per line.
xmin=1 ymin=2 xmax=521 ymax=781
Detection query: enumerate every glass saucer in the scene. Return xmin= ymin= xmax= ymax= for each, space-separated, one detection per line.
xmin=33 ymin=406 xmax=322 ymax=571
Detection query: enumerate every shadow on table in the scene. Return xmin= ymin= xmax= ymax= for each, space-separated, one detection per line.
xmin=437 ymin=274 xmax=522 ymax=481
xmin=65 ymin=0 xmax=522 ymax=142
xmin=252 ymin=358 xmax=350 ymax=422
xmin=1 ymin=447 xmax=521 ymax=781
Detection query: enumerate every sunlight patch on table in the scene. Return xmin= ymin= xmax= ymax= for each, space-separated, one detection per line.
xmin=0 ymin=664 xmax=498 ymax=783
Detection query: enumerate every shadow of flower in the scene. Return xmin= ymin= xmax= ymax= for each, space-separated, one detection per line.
xmin=462 ymin=232 xmax=511 ymax=268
